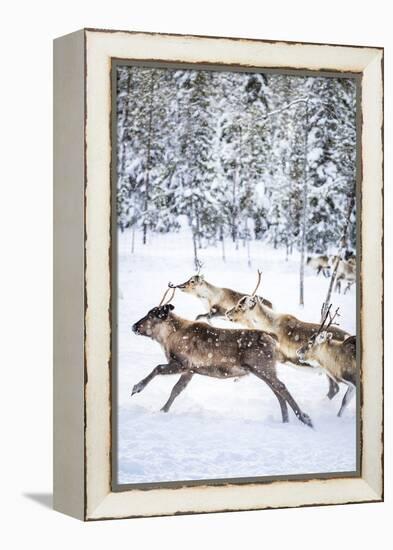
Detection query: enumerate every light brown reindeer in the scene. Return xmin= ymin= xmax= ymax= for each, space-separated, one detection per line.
xmin=335 ymin=260 xmax=356 ymax=294
xmin=225 ymin=271 xmax=350 ymax=400
xmin=131 ymin=286 xmax=313 ymax=427
xmin=296 ymin=306 xmax=356 ymax=417
xmin=168 ymin=268 xmax=273 ymax=323
xmin=328 ymin=256 xmax=356 ymax=294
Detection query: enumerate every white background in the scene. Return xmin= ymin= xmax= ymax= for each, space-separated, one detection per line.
xmin=0 ymin=1 xmax=391 ymax=548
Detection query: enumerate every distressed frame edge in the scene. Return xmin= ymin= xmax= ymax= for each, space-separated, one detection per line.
xmin=81 ymin=30 xmax=383 ymax=521
xmin=53 ymin=29 xmax=86 ymax=520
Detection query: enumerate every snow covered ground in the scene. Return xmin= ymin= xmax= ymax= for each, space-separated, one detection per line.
xmin=116 ymin=223 xmax=357 ymax=484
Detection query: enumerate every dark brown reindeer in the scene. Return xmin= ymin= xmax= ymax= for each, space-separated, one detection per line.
xmin=225 ymin=271 xmax=350 ymax=400
xmin=131 ymin=287 xmax=313 ymax=427
xmin=297 ymin=306 xmax=356 ymax=417
xmin=168 ymin=265 xmax=273 ymax=324
xmin=306 ymin=255 xmax=331 ymax=278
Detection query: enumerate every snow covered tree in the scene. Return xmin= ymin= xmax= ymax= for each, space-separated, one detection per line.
xmin=116 ymin=65 xmax=357 ymax=283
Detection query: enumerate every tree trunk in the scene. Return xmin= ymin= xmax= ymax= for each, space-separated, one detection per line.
xmin=247 ymin=237 xmax=252 ymax=267
xmin=192 ymin=230 xmax=199 ymax=271
xmin=245 ymin=219 xmax=252 ymax=267
xmin=299 ymin=98 xmax=309 ymax=307
xmin=220 ymin=226 xmax=226 ymax=262
xmin=321 ymin=193 xmax=355 ymax=320
xmin=131 ymin=225 xmax=135 ymax=254
xmin=196 ymin=210 xmax=202 ymax=249
xmin=231 ymin=174 xmax=237 ymax=244
xmin=120 ymin=71 xmax=132 ymax=177
xmin=142 ymin=71 xmax=155 ymax=245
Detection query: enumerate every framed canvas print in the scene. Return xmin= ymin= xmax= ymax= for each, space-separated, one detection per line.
xmin=53 ymin=29 xmax=384 ymax=520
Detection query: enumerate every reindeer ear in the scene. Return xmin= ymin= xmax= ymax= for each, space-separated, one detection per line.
xmin=157 ymin=304 xmax=174 ymax=319
xmin=316 ymin=331 xmax=327 ymax=344
xmin=245 ymin=296 xmax=257 ymax=309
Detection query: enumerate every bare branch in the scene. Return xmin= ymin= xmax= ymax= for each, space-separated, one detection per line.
xmin=262 ymin=97 xmax=308 ymax=120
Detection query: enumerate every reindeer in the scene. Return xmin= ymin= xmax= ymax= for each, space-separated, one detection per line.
xmin=328 ymin=255 xmax=356 ymax=295
xmin=168 ymin=266 xmax=273 ymax=324
xmin=296 ymin=306 xmax=356 ymax=417
xmin=335 ymin=260 xmax=356 ymax=294
xmin=131 ymin=287 xmax=313 ymax=427
xmin=306 ymin=255 xmax=331 ymax=277
xmin=225 ymin=271 xmax=350 ymax=400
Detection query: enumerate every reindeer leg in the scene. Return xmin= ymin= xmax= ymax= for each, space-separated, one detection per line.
xmin=245 ymin=362 xmax=288 ymax=422
xmin=195 ymin=312 xmax=211 ymax=322
xmin=327 ymin=376 xmax=340 ymax=400
xmin=160 ymin=372 xmax=194 ymax=412
xmin=248 ymin=366 xmax=313 ymax=428
xmin=131 ymin=363 xmax=184 ymax=397
xmin=270 ymin=387 xmax=289 ymax=423
xmin=337 ymin=382 xmax=355 ymax=417
xmin=344 ymin=282 xmax=352 ymax=295
xmin=196 ymin=307 xmax=219 ymax=324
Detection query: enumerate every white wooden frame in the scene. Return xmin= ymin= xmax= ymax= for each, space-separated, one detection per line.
xmin=53 ymin=29 xmax=383 ymax=521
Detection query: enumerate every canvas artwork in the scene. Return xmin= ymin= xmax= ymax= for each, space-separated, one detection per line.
xmin=113 ymin=63 xmax=358 ymax=487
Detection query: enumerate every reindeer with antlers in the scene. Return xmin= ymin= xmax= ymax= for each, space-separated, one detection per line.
xmin=225 ymin=271 xmax=351 ymax=400
xmin=131 ymin=286 xmax=313 ymax=427
xmin=168 ymin=262 xmax=273 ymax=324
xmin=296 ymin=306 xmax=356 ymax=417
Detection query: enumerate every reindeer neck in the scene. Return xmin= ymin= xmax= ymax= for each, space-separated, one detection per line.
xmin=255 ymin=299 xmax=278 ymax=329
xmin=195 ymin=280 xmax=220 ymax=301
xmin=151 ymin=314 xmax=189 ymax=347
xmin=310 ymin=341 xmax=341 ymax=377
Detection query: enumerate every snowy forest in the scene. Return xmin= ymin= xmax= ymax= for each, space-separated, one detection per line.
xmin=115 ymin=65 xmax=358 ymax=485
xmin=116 ymin=65 xmax=357 ymax=271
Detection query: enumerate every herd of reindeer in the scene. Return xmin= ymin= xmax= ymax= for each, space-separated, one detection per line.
xmin=306 ymin=252 xmax=356 ymax=294
xmin=131 ymin=254 xmax=357 ymax=429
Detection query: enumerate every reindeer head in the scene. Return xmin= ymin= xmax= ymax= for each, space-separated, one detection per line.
xmin=168 ymin=274 xmax=205 ymax=294
xmin=296 ymin=305 xmax=339 ymax=362
xmin=226 ymin=295 xmax=258 ymax=323
xmin=168 ymin=260 xmax=206 ymax=295
xmin=132 ymin=287 xmax=176 ymax=337
xmin=226 ymin=270 xmax=262 ymax=324
xmin=296 ymin=331 xmax=334 ymax=362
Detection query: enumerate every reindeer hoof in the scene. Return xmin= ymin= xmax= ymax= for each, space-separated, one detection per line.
xmin=160 ymin=406 xmax=170 ymax=413
xmin=299 ymin=412 xmax=313 ymax=428
xmin=327 ymin=392 xmax=338 ymax=400
xmin=131 ymin=382 xmax=144 ymax=396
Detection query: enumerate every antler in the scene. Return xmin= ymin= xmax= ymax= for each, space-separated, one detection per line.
xmin=195 ymin=259 xmax=204 ymax=275
xmin=317 ymin=303 xmax=332 ymax=336
xmin=317 ymin=304 xmax=340 ymax=336
xmin=158 ymin=286 xmax=176 ymax=307
xmin=325 ymin=306 xmax=340 ymax=331
xmin=251 ymin=270 xmax=262 ymax=297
